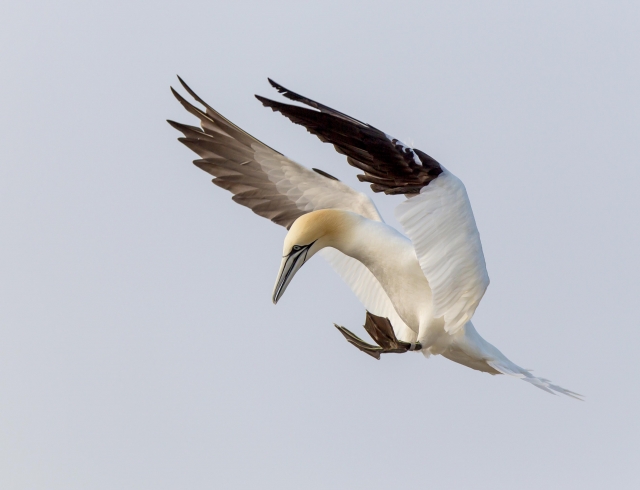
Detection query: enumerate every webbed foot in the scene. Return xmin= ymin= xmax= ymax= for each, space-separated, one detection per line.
xmin=334 ymin=311 xmax=422 ymax=360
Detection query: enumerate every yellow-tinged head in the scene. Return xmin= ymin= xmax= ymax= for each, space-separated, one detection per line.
xmin=272 ymin=209 xmax=355 ymax=304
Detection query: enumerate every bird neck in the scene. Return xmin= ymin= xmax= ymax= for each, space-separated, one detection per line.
xmin=323 ymin=213 xmax=403 ymax=269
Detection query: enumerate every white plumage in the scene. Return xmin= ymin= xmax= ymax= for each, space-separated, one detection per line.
xmin=396 ymin=169 xmax=489 ymax=336
xmin=169 ymin=77 xmax=581 ymax=399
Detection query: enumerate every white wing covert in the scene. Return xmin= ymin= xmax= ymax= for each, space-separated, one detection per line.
xmin=395 ymin=170 xmax=489 ymax=334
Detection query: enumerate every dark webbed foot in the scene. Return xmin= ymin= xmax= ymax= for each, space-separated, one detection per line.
xmin=334 ymin=324 xmax=384 ymax=359
xmin=334 ymin=312 xmax=422 ymax=360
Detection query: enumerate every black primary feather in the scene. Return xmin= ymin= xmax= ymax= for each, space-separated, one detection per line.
xmin=256 ymin=81 xmax=442 ymax=195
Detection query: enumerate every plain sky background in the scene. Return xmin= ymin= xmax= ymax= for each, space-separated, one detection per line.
xmin=1 ymin=1 xmax=639 ymax=489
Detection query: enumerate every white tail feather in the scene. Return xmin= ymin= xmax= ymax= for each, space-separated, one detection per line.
xmin=444 ymin=322 xmax=583 ymax=400
xmin=487 ymin=359 xmax=583 ymax=400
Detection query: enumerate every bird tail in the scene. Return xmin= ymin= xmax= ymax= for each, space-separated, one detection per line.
xmin=486 ymin=358 xmax=583 ymax=400
xmin=442 ymin=322 xmax=583 ymax=400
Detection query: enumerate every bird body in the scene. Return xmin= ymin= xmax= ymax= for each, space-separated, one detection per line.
xmin=283 ymin=209 xmax=518 ymax=379
xmin=169 ymin=77 xmax=581 ymax=399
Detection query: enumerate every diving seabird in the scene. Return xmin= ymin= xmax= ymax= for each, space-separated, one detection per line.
xmin=168 ymin=77 xmax=580 ymax=398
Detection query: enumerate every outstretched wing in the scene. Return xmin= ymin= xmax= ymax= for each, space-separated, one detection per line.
xmin=257 ymin=81 xmax=489 ymax=334
xmin=257 ymin=80 xmax=443 ymax=196
xmin=168 ymin=78 xmax=413 ymax=337
xmin=168 ymin=77 xmax=380 ymax=228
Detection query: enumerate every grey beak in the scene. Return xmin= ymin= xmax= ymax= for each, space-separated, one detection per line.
xmin=272 ymin=248 xmax=310 ymax=304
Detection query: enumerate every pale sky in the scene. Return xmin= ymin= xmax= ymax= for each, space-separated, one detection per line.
xmin=1 ymin=1 xmax=639 ymax=489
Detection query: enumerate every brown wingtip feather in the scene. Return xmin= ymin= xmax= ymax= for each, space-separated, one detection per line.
xmin=166 ymin=119 xmax=201 ymax=134
xmin=176 ymin=76 xmax=196 ymax=99
xmin=169 ymin=86 xmax=181 ymax=100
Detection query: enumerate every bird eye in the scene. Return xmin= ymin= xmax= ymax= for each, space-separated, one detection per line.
xmin=292 ymin=245 xmax=302 ymax=251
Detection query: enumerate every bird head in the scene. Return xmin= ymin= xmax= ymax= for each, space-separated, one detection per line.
xmin=272 ymin=209 xmax=352 ymax=304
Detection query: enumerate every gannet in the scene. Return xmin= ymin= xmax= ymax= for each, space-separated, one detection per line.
xmin=168 ymin=77 xmax=580 ymax=398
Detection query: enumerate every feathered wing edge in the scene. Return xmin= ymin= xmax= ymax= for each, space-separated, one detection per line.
xmin=255 ymin=82 xmax=443 ymax=195
xmin=168 ymin=77 xmax=382 ymax=228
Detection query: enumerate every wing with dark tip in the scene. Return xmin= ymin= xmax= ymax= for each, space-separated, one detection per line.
xmin=257 ymin=81 xmax=490 ymax=335
xmin=256 ymin=81 xmax=442 ymax=195
xmin=267 ymin=78 xmax=367 ymax=126
xmin=168 ymin=77 xmax=381 ymax=228
xmin=169 ymin=77 xmax=417 ymax=341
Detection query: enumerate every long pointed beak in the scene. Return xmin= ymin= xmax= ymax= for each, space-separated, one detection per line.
xmin=272 ymin=249 xmax=308 ymax=304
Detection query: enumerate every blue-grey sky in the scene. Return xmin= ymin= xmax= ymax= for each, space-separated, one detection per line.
xmin=1 ymin=1 xmax=639 ymax=488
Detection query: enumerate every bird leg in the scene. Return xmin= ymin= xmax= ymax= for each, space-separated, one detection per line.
xmin=334 ymin=311 xmax=422 ymax=360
